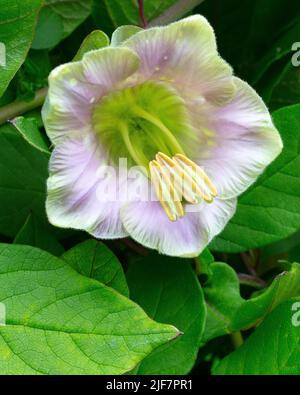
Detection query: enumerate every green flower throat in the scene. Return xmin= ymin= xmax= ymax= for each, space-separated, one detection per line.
xmin=92 ymin=81 xmax=196 ymax=170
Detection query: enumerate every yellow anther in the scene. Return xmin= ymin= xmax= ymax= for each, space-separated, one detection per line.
xmin=150 ymin=152 xmax=218 ymax=221
xmin=155 ymin=160 xmax=185 ymax=218
xmin=149 ymin=160 xmax=184 ymax=221
xmin=174 ymin=154 xmax=218 ymax=198
xmin=157 ymin=152 xmax=215 ymax=203
xmin=156 ymin=152 xmax=198 ymax=204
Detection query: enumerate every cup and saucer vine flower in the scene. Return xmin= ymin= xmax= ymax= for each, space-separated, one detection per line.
xmin=42 ymin=15 xmax=283 ymax=257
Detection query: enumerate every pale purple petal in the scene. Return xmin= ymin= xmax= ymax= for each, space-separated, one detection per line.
xmin=82 ymin=47 xmax=139 ymax=89
xmin=123 ymin=15 xmax=235 ymax=105
xmin=46 ymin=134 xmax=129 ymax=238
xmin=120 ymin=198 xmax=237 ymax=257
xmin=42 ymin=48 xmax=140 ymax=145
xmin=195 ymin=78 xmax=283 ymax=199
xmin=42 ymin=62 xmax=101 ymax=144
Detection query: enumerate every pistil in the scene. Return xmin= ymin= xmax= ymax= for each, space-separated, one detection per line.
xmin=119 ymin=122 xmax=148 ymax=170
xmin=133 ymin=107 xmax=186 ymax=156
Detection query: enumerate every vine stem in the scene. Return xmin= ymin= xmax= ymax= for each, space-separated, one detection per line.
xmin=230 ymin=331 xmax=244 ymax=349
xmin=238 ymin=273 xmax=266 ymax=289
xmin=0 ymin=87 xmax=48 ymax=126
xmin=150 ymin=0 xmax=205 ymax=26
xmin=240 ymin=251 xmax=257 ymax=276
xmin=138 ymin=0 xmax=148 ymax=28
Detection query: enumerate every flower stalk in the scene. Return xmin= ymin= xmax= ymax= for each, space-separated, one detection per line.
xmin=0 ymin=87 xmax=48 ymax=126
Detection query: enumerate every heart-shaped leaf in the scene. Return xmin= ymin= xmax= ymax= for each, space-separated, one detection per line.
xmin=213 ymin=298 xmax=300 ymax=374
xmin=127 ymin=254 xmax=206 ymax=374
xmin=62 ymin=239 xmax=129 ymax=297
xmin=0 ymin=0 xmax=43 ymax=97
xmin=0 ymin=244 xmax=179 ymax=375
xmin=202 ymin=261 xmax=300 ymax=343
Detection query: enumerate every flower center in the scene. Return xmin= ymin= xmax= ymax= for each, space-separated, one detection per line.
xmin=92 ymin=81 xmax=216 ymax=221
xmin=92 ymin=81 xmax=197 ymax=169
xmin=150 ymin=152 xmax=217 ymax=221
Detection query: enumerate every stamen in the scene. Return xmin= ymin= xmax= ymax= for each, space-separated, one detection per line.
xmin=156 ymin=161 xmax=185 ymax=218
xmin=149 ymin=160 xmax=184 ymax=222
xmin=150 ymin=152 xmax=218 ymax=221
xmin=174 ymin=154 xmax=218 ymax=198
xmin=157 ymin=152 xmax=216 ymax=203
xmin=156 ymin=152 xmax=198 ymax=204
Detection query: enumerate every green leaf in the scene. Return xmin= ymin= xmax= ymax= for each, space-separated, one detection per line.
xmin=148 ymin=0 xmax=206 ymax=26
xmin=0 ymin=124 xmax=49 ymax=237
xmin=270 ymin=66 xmax=300 ymax=111
xmin=213 ymin=298 xmax=300 ymax=374
xmin=0 ymin=0 xmax=43 ymax=97
xmin=73 ymin=30 xmax=109 ymax=61
xmin=202 ymin=261 xmax=300 ymax=343
xmin=15 ymin=50 xmax=51 ymax=101
xmin=12 ymin=116 xmax=50 ymax=154
xmin=14 ymin=213 xmax=64 ymax=256
xmin=211 ymin=104 xmax=300 ymax=253
xmin=253 ymin=16 xmax=300 ymax=85
xmin=44 ymin=0 xmax=92 ymax=38
xmin=196 ymin=248 xmax=214 ymax=278
xmin=200 ymin=0 xmax=300 ymax=82
xmin=62 ymin=239 xmax=129 ymax=297
xmin=126 ymin=254 xmax=206 ymax=374
xmin=32 ymin=6 xmax=64 ymax=50
xmin=0 ymin=244 xmax=179 ymax=375
xmin=290 ymin=244 xmax=300 ymax=262
xmin=260 ymin=230 xmax=300 ymax=262
xmin=33 ymin=0 xmax=94 ymax=50
xmin=256 ymin=55 xmax=292 ymax=104
xmin=98 ymin=0 xmax=177 ymax=28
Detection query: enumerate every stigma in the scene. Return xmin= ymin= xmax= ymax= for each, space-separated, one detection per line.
xmin=149 ymin=152 xmax=217 ymax=221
